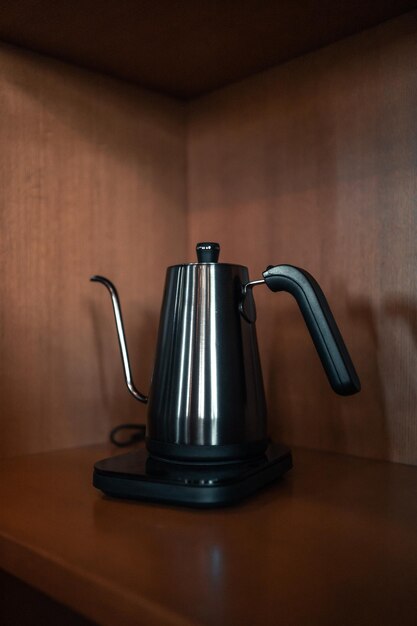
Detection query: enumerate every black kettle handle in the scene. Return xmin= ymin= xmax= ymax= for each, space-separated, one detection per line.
xmin=263 ymin=265 xmax=360 ymax=396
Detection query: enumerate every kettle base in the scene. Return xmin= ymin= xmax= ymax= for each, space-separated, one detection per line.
xmin=93 ymin=443 xmax=292 ymax=508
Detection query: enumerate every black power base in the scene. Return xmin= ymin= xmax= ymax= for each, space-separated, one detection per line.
xmin=93 ymin=443 xmax=292 ymax=508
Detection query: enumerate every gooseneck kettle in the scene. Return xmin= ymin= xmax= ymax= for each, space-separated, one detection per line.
xmin=91 ymin=243 xmax=360 ymax=474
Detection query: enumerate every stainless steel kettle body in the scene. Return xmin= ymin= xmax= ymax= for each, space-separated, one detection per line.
xmin=146 ymin=261 xmax=267 ymax=461
xmin=91 ymin=242 xmax=360 ymax=462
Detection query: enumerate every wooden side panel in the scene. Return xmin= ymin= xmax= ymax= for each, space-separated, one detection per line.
xmin=0 ymin=44 xmax=186 ymax=458
xmin=187 ymin=13 xmax=417 ymax=464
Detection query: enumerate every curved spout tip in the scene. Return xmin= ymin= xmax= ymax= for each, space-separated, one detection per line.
xmin=90 ymin=276 xmax=119 ymax=296
xmin=90 ymin=274 xmax=108 ymax=284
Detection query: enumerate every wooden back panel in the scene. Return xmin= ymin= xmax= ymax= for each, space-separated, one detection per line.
xmin=0 ymin=44 xmax=186 ymax=458
xmin=187 ymin=13 xmax=417 ymax=464
xmin=1 ymin=12 xmax=415 ymax=464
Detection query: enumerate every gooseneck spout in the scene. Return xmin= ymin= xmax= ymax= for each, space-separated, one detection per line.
xmin=90 ymin=275 xmax=148 ymax=403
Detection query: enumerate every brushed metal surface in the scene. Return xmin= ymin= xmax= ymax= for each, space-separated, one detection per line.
xmin=147 ymin=263 xmax=267 ymax=446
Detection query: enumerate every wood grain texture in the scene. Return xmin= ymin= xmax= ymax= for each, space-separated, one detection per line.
xmin=0 ymin=443 xmax=417 ymax=626
xmin=0 ymin=0 xmax=416 ymax=98
xmin=0 ymin=43 xmax=186 ymax=458
xmin=187 ymin=12 xmax=417 ymax=464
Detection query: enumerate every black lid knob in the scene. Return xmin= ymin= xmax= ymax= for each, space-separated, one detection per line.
xmin=196 ymin=242 xmax=220 ymax=263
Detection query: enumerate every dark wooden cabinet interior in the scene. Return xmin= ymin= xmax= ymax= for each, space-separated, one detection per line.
xmin=0 ymin=3 xmax=416 ymax=625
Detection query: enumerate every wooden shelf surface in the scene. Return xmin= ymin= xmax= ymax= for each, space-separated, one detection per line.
xmin=0 ymin=444 xmax=416 ymax=626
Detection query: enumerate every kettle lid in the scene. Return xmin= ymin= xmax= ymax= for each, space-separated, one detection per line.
xmin=196 ymin=242 xmax=220 ymax=263
xmin=168 ymin=242 xmax=247 ymax=270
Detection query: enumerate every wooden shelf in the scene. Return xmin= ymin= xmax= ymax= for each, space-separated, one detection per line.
xmin=0 ymin=1 xmax=415 ymax=97
xmin=1 ymin=444 xmax=416 ymax=625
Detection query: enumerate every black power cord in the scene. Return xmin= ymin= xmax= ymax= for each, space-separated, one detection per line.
xmin=109 ymin=423 xmax=146 ymax=447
